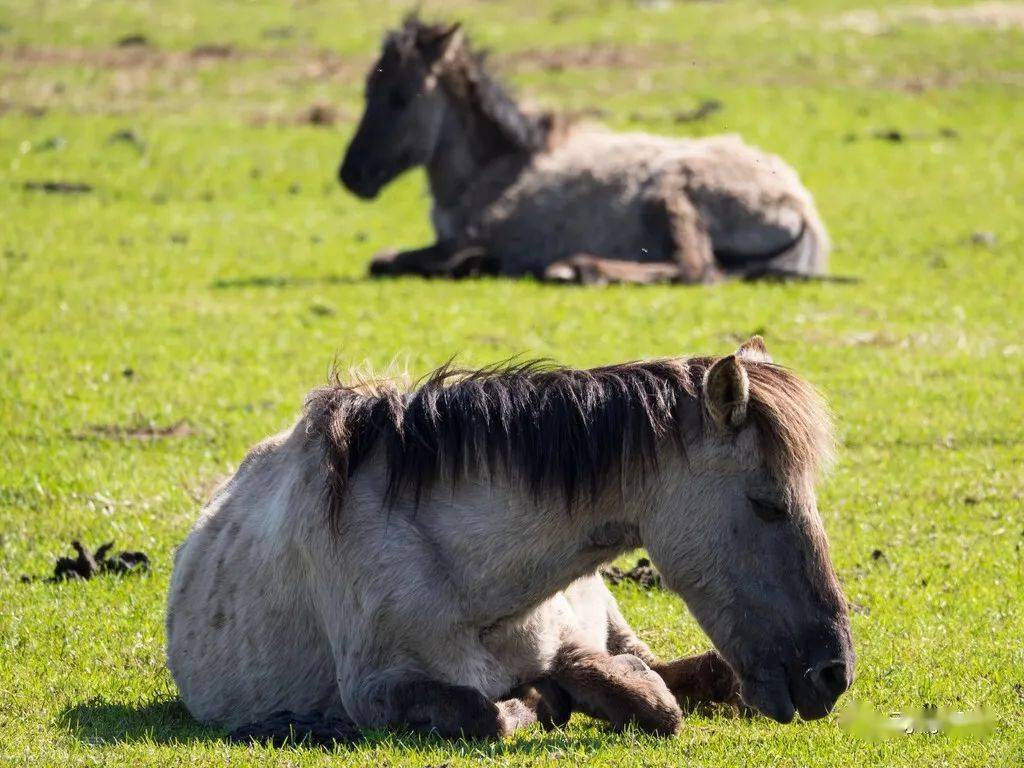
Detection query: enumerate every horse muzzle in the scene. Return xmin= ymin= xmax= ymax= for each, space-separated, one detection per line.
xmin=735 ymin=625 xmax=854 ymax=723
xmin=789 ymin=648 xmax=855 ymax=720
xmin=338 ymin=159 xmax=382 ymax=200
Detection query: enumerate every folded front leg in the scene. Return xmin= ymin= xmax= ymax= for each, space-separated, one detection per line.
xmin=358 ymin=672 xmax=538 ymax=740
xmin=369 ymin=240 xmax=499 ymax=278
xmin=543 ymin=254 xmax=689 ymax=286
xmin=505 ymin=680 xmax=574 ymax=731
xmin=651 ymin=650 xmax=745 ymax=712
xmin=548 ymin=644 xmax=682 ymax=735
xmin=604 ymin=599 xmax=744 ymax=714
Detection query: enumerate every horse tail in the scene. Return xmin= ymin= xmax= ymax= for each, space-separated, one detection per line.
xmin=735 ymin=205 xmax=858 ymax=284
xmin=226 ymin=710 xmax=360 ymax=747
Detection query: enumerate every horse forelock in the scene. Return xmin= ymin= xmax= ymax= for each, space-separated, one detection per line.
xmin=307 ymin=356 xmax=833 ymax=528
xmin=688 ymin=356 xmax=836 ymax=483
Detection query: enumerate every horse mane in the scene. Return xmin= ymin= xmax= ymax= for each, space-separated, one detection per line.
xmin=389 ymin=15 xmax=561 ymax=153
xmin=305 ymin=356 xmax=834 ymax=529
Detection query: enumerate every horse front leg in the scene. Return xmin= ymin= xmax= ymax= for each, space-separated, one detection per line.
xmin=641 ymin=172 xmax=723 ymax=284
xmin=604 ymin=601 xmax=744 ymax=713
xmin=545 ymin=644 xmax=682 ymax=735
xmin=369 ymin=240 xmax=500 ymax=279
xmin=353 ymin=671 xmax=539 ymax=740
xmin=659 ymin=186 xmax=722 ymax=283
xmin=543 ymin=254 xmax=690 ymax=286
xmin=650 ymin=650 xmax=746 ymax=713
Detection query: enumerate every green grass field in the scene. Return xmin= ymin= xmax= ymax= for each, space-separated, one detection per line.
xmin=1 ymin=0 xmax=1022 ymax=765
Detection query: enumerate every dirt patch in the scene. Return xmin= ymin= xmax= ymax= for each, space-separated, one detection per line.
xmin=833 ymin=3 xmax=1024 ymax=35
xmin=601 ymin=557 xmax=662 ymax=589
xmin=969 ymin=230 xmax=998 ymax=247
xmin=23 ymin=181 xmax=92 ymax=194
xmin=504 ymin=43 xmax=674 ymax=73
xmin=673 ymin=99 xmax=724 ymax=123
xmin=190 ymin=43 xmax=234 ymax=60
xmin=247 ymin=102 xmax=352 ymax=129
xmin=0 ymin=44 xmax=364 ymax=117
xmin=1 ymin=39 xmax=671 ymax=83
xmin=0 ymin=43 xmax=361 ymax=78
xmin=116 ymin=33 xmax=150 ymax=48
xmin=21 ymin=540 xmax=150 ymax=583
xmin=844 ymin=127 xmax=960 ymax=143
xmin=628 ymin=98 xmax=725 ymax=125
xmin=297 ymin=103 xmax=339 ymax=126
xmin=107 ymin=128 xmax=146 ymax=151
xmin=82 ymin=419 xmax=195 ymax=440
xmin=262 ymin=26 xmax=297 ymax=41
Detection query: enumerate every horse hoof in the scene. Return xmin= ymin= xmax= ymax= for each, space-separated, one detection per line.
xmin=544 ymin=263 xmax=578 ymax=283
xmin=368 ymin=250 xmax=398 ymax=276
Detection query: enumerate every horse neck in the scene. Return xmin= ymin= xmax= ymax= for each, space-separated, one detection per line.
xmin=425 ymin=88 xmax=531 ymax=218
xmin=410 ymin=467 xmax=662 ymax=625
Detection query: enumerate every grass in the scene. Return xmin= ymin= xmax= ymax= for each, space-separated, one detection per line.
xmin=1 ymin=0 xmax=1022 ymax=765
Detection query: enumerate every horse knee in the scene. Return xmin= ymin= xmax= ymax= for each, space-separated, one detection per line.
xmin=607 ymin=654 xmax=682 ymax=735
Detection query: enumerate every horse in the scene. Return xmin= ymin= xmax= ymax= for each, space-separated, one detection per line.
xmin=338 ymin=17 xmax=832 ymax=285
xmin=165 ymin=336 xmax=853 ymax=743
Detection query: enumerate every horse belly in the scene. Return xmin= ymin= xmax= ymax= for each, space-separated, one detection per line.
xmin=476 ymin=147 xmax=671 ymax=272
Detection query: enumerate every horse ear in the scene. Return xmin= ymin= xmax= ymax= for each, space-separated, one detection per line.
xmin=419 ymin=22 xmax=463 ymax=67
xmin=736 ymin=335 xmax=772 ymax=364
xmin=703 ymin=355 xmax=750 ymax=430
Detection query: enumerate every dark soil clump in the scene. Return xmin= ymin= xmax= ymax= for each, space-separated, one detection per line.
xmin=674 ymin=99 xmax=723 ymax=123
xmin=116 ymin=33 xmax=150 ymax=48
xmin=190 ymin=43 xmax=234 ymax=59
xmin=83 ymin=419 xmax=194 ymax=440
xmin=298 ymin=103 xmax=339 ymax=126
xmin=601 ymin=557 xmax=661 ymax=589
xmin=21 ymin=540 xmax=150 ymax=583
xmin=23 ymin=181 xmax=93 ymax=194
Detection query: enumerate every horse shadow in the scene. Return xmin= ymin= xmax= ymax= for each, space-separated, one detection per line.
xmin=59 ymin=697 xmax=616 ymax=755
xmin=209 ymin=274 xmax=367 ymax=289
xmin=60 ymin=697 xmax=222 ymax=745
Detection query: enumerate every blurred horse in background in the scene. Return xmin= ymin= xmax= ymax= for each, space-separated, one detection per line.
xmin=339 ymin=17 xmax=831 ymax=284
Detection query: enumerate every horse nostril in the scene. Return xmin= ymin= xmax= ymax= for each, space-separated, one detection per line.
xmin=811 ymin=659 xmax=851 ymax=699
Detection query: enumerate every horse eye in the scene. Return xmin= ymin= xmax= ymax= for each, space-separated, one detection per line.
xmin=749 ymin=496 xmax=788 ymax=522
xmin=388 ymin=89 xmax=411 ymax=110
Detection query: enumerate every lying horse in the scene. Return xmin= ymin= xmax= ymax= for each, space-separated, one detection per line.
xmin=166 ymin=337 xmax=853 ymax=742
xmin=338 ymin=18 xmax=831 ymax=284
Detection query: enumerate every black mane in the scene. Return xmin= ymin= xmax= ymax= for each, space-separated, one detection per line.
xmin=306 ymin=359 xmax=695 ymax=525
xmin=394 ymin=16 xmax=556 ymax=153
xmin=306 ymin=356 xmax=833 ymax=529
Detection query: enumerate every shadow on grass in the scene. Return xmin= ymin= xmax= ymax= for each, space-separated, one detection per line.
xmin=60 ymin=697 xmax=223 ymax=745
xmin=59 ymin=697 xmax=619 ymax=755
xmin=210 ymin=274 xmax=366 ymax=289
